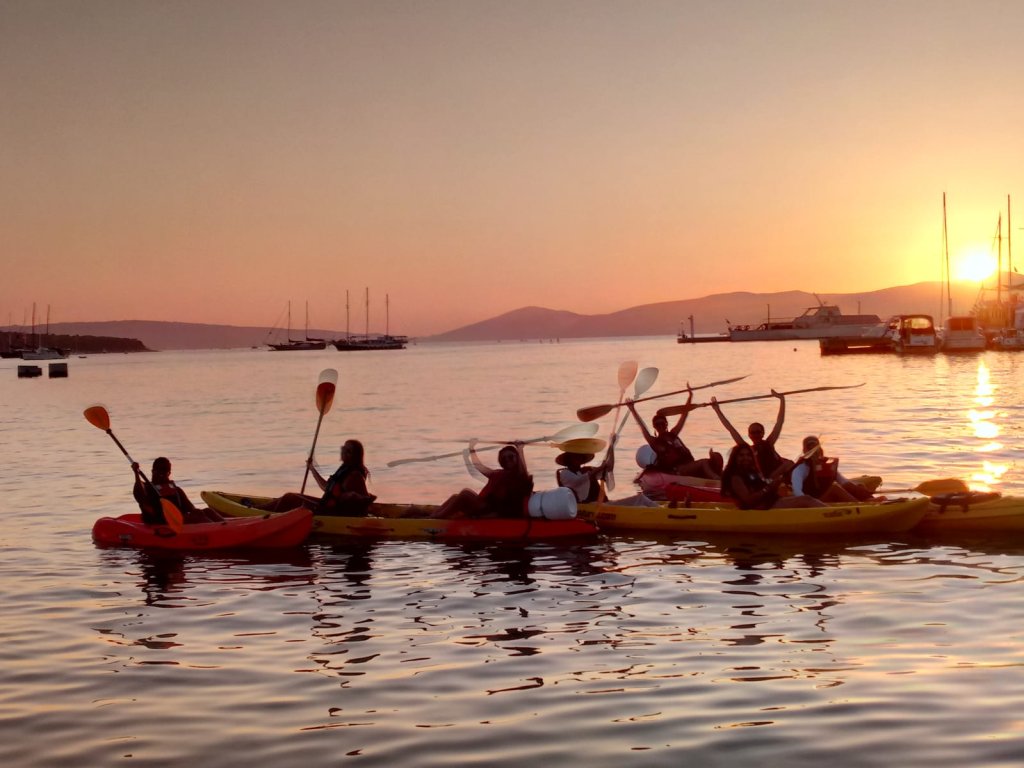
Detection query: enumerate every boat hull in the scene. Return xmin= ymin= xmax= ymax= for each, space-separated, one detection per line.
xmin=92 ymin=507 xmax=313 ymax=550
xmin=917 ymin=492 xmax=1024 ymax=532
xmin=203 ymin=491 xmax=598 ymax=541
xmin=577 ymin=497 xmax=928 ymax=535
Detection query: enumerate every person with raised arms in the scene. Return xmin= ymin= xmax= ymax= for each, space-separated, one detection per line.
xmin=431 ymin=441 xmax=534 ymax=519
xmin=711 ymin=390 xmax=788 ymax=476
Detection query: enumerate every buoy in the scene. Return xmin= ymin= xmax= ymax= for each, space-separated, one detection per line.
xmin=527 ymin=487 xmax=577 ymax=519
xmin=48 ymin=362 xmax=68 ymax=378
xmin=17 ymin=365 xmax=43 ymax=378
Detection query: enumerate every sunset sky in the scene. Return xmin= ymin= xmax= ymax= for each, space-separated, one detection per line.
xmin=3 ymin=0 xmax=1024 ymax=336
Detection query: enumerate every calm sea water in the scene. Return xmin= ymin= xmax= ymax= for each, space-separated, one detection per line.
xmin=3 ymin=338 xmax=1024 ymax=767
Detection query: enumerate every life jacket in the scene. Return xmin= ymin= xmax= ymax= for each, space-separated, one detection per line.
xmin=752 ymin=441 xmax=783 ymax=476
xmin=136 ymin=481 xmax=183 ymax=525
xmin=319 ymin=464 xmax=372 ymax=516
xmin=723 ymin=471 xmax=777 ymax=510
xmin=557 ymin=467 xmax=599 ymax=503
xmin=479 ymin=469 xmax=535 ymax=517
xmin=651 ymin=433 xmax=695 ymax=473
xmin=802 ymin=457 xmax=839 ymax=499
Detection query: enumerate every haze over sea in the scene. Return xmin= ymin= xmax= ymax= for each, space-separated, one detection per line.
xmin=3 ymin=338 xmax=1024 ymax=767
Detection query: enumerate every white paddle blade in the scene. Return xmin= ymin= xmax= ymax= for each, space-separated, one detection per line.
xmin=633 ymin=367 xmax=659 ymax=398
xmin=318 ymin=368 xmax=339 ymax=386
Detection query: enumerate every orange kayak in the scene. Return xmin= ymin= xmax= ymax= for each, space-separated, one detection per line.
xmin=92 ymin=507 xmax=313 ymax=550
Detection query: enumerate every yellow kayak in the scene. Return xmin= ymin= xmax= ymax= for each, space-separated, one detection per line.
xmin=917 ymin=492 xmax=1024 ymax=532
xmin=201 ymin=491 xmax=598 ymax=541
xmin=577 ymin=496 xmax=929 ymax=535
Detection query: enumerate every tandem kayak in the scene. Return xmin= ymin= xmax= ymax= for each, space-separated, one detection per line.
xmin=92 ymin=507 xmax=313 ymax=550
xmin=202 ymin=491 xmax=600 ymax=541
xmin=659 ymin=474 xmax=884 ymax=505
xmin=917 ymin=492 xmax=1024 ymax=532
xmin=577 ymin=496 xmax=929 ymax=535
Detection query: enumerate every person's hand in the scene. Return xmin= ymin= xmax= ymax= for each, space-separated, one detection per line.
xmin=771 ymin=389 xmax=782 ymax=400
xmin=710 ymin=396 xmax=720 ymax=410
xmin=131 ymin=462 xmax=140 ymax=473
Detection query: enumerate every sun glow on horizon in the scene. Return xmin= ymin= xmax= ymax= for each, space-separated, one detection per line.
xmin=953 ymin=245 xmax=998 ymax=282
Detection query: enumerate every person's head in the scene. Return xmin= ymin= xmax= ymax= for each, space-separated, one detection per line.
xmin=151 ymin=456 xmax=171 ymax=481
xmin=726 ymin=443 xmax=756 ymax=473
xmin=556 ymin=451 xmax=595 ymax=471
xmin=747 ymin=422 xmax=766 ymax=443
xmin=341 ymin=439 xmax=366 ymax=468
xmin=498 ymin=445 xmax=520 ymax=470
xmin=652 ymin=413 xmax=669 ymax=433
xmin=802 ymin=435 xmax=821 ymax=456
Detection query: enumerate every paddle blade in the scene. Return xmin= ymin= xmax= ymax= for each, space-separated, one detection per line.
xmin=917 ymin=478 xmax=969 ymax=495
xmin=617 ymin=360 xmax=639 ymax=392
xmin=84 ymin=405 xmax=110 ymax=431
xmin=549 ymin=422 xmax=600 ymax=442
xmin=318 ymin=368 xmax=339 ymax=386
xmin=633 ymin=367 xmax=659 ymax=398
xmin=160 ymin=499 xmax=185 ymax=533
xmin=655 ymin=404 xmax=691 ymax=418
xmin=315 ymin=381 xmax=336 ymax=415
xmin=577 ymin=403 xmax=614 ymax=423
xmin=554 ymin=437 xmax=607 ymax=454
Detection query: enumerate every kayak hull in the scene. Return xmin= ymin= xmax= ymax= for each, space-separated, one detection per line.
xmin=202 ymin=491 xmax=599 ymax=541
xmin=92 ymin=507 xmax=313 ymax=550
xmin=918 ymin=492 xmax=1024 ymax=532
xmin=577 ymin=497 xmax=929 ymax=535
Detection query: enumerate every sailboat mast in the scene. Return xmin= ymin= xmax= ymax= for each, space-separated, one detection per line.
xmin=345 ymin=290 xmax=350 ymax=340
xmin=998 ymin=213 xmax=1003 ymax=307
xmin=365 ymin=287 xmax=370 ymax=338
xmin=386 ymin=294 xmax=390 ymax=337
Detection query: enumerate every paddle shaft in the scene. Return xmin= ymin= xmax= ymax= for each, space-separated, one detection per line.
xmin=656 ymin=384 xmax=864 ymax=417
xmin=577 ymin=375 xmax=748 ymax=422
xmin=301 ymin=411 xmax=327 ymax=494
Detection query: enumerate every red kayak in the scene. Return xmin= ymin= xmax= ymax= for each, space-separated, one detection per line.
xmin=92 ymin=507 xmax=313 ymax=550
xmin=663 ymin=482 xmax=725 ymax=503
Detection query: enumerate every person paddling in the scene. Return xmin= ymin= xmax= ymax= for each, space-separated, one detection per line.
xmin=262 ymin=439 xmax=376 ymax=516
xmin=711 ymin=390 xmax=788 ymax=475
xmin=790 ymin=436 xmax=873 ymax=502
xmin=132 ymin=457 xmax=223 ymax=524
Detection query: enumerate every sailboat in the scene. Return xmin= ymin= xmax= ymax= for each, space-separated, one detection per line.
xmin=332 ymin=289 xmax=407 ymax=351
xmin=21 ymin=304 xmax=68 ymax=360
xmin=939 ymin=193 xmax=987 ymax=353
xmin=268 ymin=301 xmax=327 ymax=351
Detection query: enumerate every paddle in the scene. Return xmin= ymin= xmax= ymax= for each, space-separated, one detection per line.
xmin=879 ymin=478 xmax=969 ymax=496
xmin=83 ymin=405 xmax=184 ymax=533
xmin=577 ymin=375 xmax=749 ymax=422
xmin=387 ymin=422 xmax=600 ymax=467
xmin=300 ymin=368 xmax=338 ymax=494
xmin=601 ymin=366 xmax=660 ymax=495
xmin=655 ymin=384 xmax=865 ymax=418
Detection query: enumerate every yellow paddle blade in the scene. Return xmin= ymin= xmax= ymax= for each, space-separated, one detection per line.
xmin=554 ymin=437 xmax=607 ymax=454
xmin=917 ymin=478 xmax=969 ymax=495
xmin=83 ymin=405 xmax=110 ymax=431
xmin=160 ymin=499 xmax=185 ymax=533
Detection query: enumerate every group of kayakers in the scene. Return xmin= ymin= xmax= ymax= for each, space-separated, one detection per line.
xmin=131 ymin=385 xmax=876 ymax=525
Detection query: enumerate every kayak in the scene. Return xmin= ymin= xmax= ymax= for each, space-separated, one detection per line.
xmin=92 ymin=507 xmax=313 ymax=550
xmin=202 ymin=491 xmax=599 ymax=541
xmin=660 ymin=474 xmax=884 ymax=505
xmin=917 ymin=492 xmax=1024 ymax=532
xmin=577 ymin=496 xmax=929 ymax=535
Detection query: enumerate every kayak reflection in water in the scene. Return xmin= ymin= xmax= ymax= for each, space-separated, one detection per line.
xmin=262 ymin=439 xmax=377 ymax=516
xmin=132 ymin=457 xmax=223 ymax=524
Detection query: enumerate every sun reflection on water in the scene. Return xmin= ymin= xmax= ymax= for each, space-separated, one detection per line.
xmin=967 ymin=361 xmax=1008 ymax=490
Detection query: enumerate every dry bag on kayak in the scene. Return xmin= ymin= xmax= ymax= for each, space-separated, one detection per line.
xmin=528 ymin=487 xmax=578 ymax=519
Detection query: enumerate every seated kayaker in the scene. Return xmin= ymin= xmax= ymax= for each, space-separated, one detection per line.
xmin=263 ymin=439 xmax=376 ymax=516
xmin=133 ymin=457 xmax=223 ymax=524
xmin=431 ymin=441 xmax=533 ymax=518
xmin=556 ymin=450 xmax=605 ymax=503
xmin=790 ymin=436 xmax=874 ymax=503
xmin=711 ymin=391 xmax=788 ymax=475
xmin=627 ymin=397 xmax=721 ymax=481
xmin=720 ymin=444 xmax=825 ymax=510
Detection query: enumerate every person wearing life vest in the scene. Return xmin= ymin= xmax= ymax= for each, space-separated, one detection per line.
xmin=711 ymin=390 xmax=788 ymax=475
xmin=132 ymin=457 xmax=223 ymax=525
xmin=263 ymin=439 xmax=376 ymax=516
xmin=790 ymin=436 xmax=873 ymax=502
xmin=432 ymin=441 xmax=534 ymax=518
xmin=627 ymin=396 xmax=721 ymax=480
xmin=720 ymin=444 xmax=825 ymax=510
xmin=556 ymin=451 xmax=604 ymax=503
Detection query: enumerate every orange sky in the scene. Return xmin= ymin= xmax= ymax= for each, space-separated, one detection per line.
xmin=3 ymin=1 xmax=1023 ymax=336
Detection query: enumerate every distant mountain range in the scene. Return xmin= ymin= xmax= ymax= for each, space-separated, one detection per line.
xmin=30 ymin=281 xmax=979 ymax=350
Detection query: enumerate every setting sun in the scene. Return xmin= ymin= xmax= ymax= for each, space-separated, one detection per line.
xmin=954 ymin=245 xmax=998 ymax=282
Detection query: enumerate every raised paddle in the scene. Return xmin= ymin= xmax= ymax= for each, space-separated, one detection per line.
xmin=83 ymin=405 xmax=184 ymax=533
xmin=387 ymin=422 xmax=600 ymax=467
xmin=300 ymin=368 xmax=338 ymax=494
xmin=601 ymin=366 xmax=660 ymax=495
xmin=655 ymin=383 xmax=865 ymax=418
xmin=577 ymin=374 xmax=749 ymax=422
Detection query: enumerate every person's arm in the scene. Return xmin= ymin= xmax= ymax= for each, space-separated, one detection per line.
xmin=727 ymin=474 xmax=777 ymax=508
xmin=626 ymin=401 xmax=656 ymax=446
xmin=308 ymin=459 xmax=328 ymax=491
xmin=790 ymin=463 xmax=809 ymax=496
xmin=766 ymin=390 xmax=786 ymax=445
xmin=711 ymin=397 xmax=745 ymax=446
xmin=467 ymin=439 xmax=495 ymax=478
xmin=174 ymin=485 xmax=198 ymax=513
xmin=670 ymin=389 xmax=694 ymax=435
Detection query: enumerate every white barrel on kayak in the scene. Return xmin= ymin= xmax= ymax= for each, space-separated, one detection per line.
xmin=527 ymin=487 xmax=578 ymax=519
xmin=636 ymin=445 xmax=656 ymax=468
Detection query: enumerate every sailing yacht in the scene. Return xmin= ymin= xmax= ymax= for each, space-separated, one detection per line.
xmin=332 ymin=289 xmax=407 ymax=351
xmin=268 ymin=301 xmax=327 ymax=351
xmin=21 ymin=304 xmax=68 ymax=360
